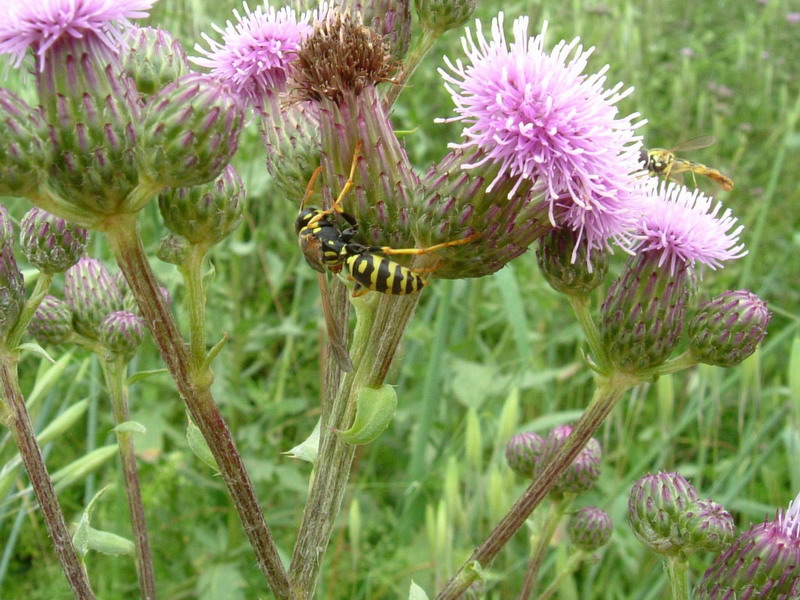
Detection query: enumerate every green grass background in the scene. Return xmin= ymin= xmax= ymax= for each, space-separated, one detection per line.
xmin=1 ymin=0 xmax=799 ymax=598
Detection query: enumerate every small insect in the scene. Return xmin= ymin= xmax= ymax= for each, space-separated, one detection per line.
xmin=640 ymin=135 xmax=734 ymax=191
xmin=296 ymin=142 xmax=478 ymax=368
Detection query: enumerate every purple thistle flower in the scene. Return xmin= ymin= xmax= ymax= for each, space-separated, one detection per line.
xmin=191 ymin=1 xmax=316 ymax=106
xmin=632 ymin=181 xmax=746 ymax=273
xmin=0 ymin=0 xmax=157 ymax=70
xmin=696 ymin=491 xmax=800 ymax=600
xmin=439 ymin=14 xmax=645 ymax=253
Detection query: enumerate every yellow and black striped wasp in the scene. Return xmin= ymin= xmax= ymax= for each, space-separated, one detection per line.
xmin=296 ymin=142 xmax=478 ymax=368
xmin=640 ymin=135 xmax=734 ymax=191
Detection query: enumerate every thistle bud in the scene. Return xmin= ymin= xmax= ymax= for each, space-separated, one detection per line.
xmin=37 ymin=40 xmax=143 ymax=228
xmin=0 ymin=89 xmax=51 ymax=198
xmin=415 ymin=0 xmax=477 ymax=35
xmin=98 ymin=311 xmax=145 ymax=358
xmin=628 ymin=472 xmax=699 ymax=555
xmin=679 ymin=500 xmax=735 ymax=552
xmin=19 ymin=208 xmax=88 ymax=274
xmin=568 ymin=506 xmax=613 ymax=552
xmin=600 ymin=253 xmax=695 ymax=373
xmin=689 ymin=290 xmax=770 ymax=367
xmin=28 ymin=295 xmax=74 ymax=346
xmin=157 ymin=233 xmax=191 ymax=265
xmin=64 ymin=258 xmax=124 ymax=339
xmin=696 ymin=494 xmax=800 ymax=600
xmin=349 ymin=0 xmax=413 ymax=61
xmin=536 ymin=228 xmax=609 ymax=297
xmin=139 ymin=73 xmax=245 ymax=188
xmin=0 ymin=210 xmax=25 ymax=337
xmin=122 ymin=27 xmax=190 ymax=98
xmin=540 ymin=425 xmax=603 ymax=495
xmin=159 ymin=165 xmax=245 ymax=246
xmin=505 ymin=432 xmax=545 ymax=477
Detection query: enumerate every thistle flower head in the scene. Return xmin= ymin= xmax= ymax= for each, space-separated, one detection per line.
xmin=122 ymin=26 xmax=190 ymax=98
xmin=191 ymin=2 xmax=315 ymax=106
xmin=64 ymin=257 xmax=123 ymax=338
xmin=439 ymin=15 xmax=644 ymax=254
xmin=98 ymin=310 xmax=145 ymax=358
xmin=696 ymin=492 xmax=800 ymax=600
xmin=0 ymin=89 xmax=51 ymax=198
xmin=139 ymin=73 xmax=245 ymax=188
xmin=568 ymin=506 xmax=613 ymax=552
xmin=628 ymin=472 xmax=699 ymax=555
xmin=536 ymin=227 xmax=610 ymax=297
xmin=0 ymin=0 xmax=157 ymax=70
xmin=505 ymin=431 xmax=545 ymax=477
xmin=158 ymin=164 xmax=245 ymax=247
xmin=291 ymin=12 xmax=394 ymax=104
xmin=540 ymin=425 xmax=603 ymax=495
xmin=632 ymin=182 xmax=746 ymax=274
xmin=28 ymin=294 xmax=74 ymax=345
xmin=689 ymin=290 xmax=770 ymax=367
xmin=679 ymin=500 xmax=736 ymax=552
xmin=20 ymin=207 xmax=88 ymax=273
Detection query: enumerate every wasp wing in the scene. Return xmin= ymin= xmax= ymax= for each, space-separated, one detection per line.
xmin=317 ymin=272 xmax=354 ymax=373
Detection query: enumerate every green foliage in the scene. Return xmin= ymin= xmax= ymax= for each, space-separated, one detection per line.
xmin=1 ymin=0 xmax=799 ymax=598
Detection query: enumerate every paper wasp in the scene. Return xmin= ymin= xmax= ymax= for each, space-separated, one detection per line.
xmin=640 ymin=135 xmax=734 ymax=191
xmin=296 ymin=142 xmax=478 ymax=370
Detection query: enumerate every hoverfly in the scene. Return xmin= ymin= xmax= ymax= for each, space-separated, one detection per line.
xmin=296 ymin=141 xmax=478 ymax=370
xmin=640 ymin=135 xmax=734 ymax=191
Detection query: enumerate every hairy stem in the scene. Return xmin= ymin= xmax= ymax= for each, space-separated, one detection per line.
xmin=567 ymin=294 xmax=608 ymax=371
xmin=517 ymin=495 xmax=573 ymax=600
xmin=435 ymin=372 xmax=637 ymax=600
xmin=178 ymin=243 xmax=209 ymax=369
xmin=666 ymin=556 xmax=690 ymax=600
xmin=289 ymin=290 xmax=420 ymax=599
xmin=98 ymin=355 xmax=157 ymax=600
xmin=104 ymin=213 xmax=294 ymax=600
xmin=0 ymin=353 xmax=96 ymax=599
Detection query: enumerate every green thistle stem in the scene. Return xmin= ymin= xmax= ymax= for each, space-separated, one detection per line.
xmin=567 ymin=294 xmax=608 ymax=372
xmin=178 ymin=243 xmax=210 ymax=371
xmin=6 ymin=273 xmax=53 ymax=349
xmin=538 ymin=551 xmax=588 ymax=600
xmin=517 ymin=494 xmax=573 ymax=600
xmin=665 ymin=556 xmax=690 ymax=600
xmin=98 ymin=355 xmax=157 ymax=600
xmin=0 ymin=352 xmax=97 ymax=599
xmin=289 ymin=289 xmax=420 ymax=599
xmin=435 ymin=372 xmax=637 ymax=600
xmin=652 ymin=351 xmax=699 ymax=376
xmin=382 ymin=28 xmax=438 ymax=109
xmin=104 ymin=213 xmax=294 ymax=600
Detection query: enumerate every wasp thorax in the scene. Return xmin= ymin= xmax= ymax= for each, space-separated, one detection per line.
xmin=291 ymin=13 xmax=395 ymax=104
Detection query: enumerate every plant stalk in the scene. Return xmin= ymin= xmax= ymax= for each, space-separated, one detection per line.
xmin=517 ymin=495 xmax=573 ymax=600
xmin=538 ymin=551 xmax=587 ymax=600
xmin=435 ymin=372 xmax=637 ymax=600
xmin=103 ymin=213 xmax=294 ymax=600
xmin=382 ymin=28 xmax=438 ymax=109
xmin=665 ymin=556 xmax=690 ymax=600
xmin=98 ymin=355 xmax=157 ymax=600
xmin=0 ymin=352 xmax=97 ymax=599
xmin=289 ymin=290 xmax=420 ymax=599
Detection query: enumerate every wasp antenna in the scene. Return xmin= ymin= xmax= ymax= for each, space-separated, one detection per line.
xmin=301 ymin=166 xmax=324 ymax=210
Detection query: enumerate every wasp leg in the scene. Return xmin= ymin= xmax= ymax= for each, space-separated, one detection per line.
xmin=377 ymin=232 xmax=481 ymax=256
xmin=300 ymin=165 xmax=324 ymax=211
xmin=328 ymin=139 xmax=363 ymax=216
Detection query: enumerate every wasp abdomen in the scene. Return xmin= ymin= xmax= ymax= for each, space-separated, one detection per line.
xmin=346 ymin=254 xmax=426 ymax=295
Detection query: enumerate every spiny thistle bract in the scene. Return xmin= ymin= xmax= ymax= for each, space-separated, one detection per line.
xmin=505 ymin=432 xmax=545 ymax=477
xmin=98 ymin=311 xmax=146 ymax=358
xmin=0 ymin=89 xmax=51 ymax=198
xmin=679 ymin=500 xmax=736 ymax=553
xmin=536 ymin=227 xmax=610 ymax=297
xmin=122 ymin=26 xmax=190 ymax=98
